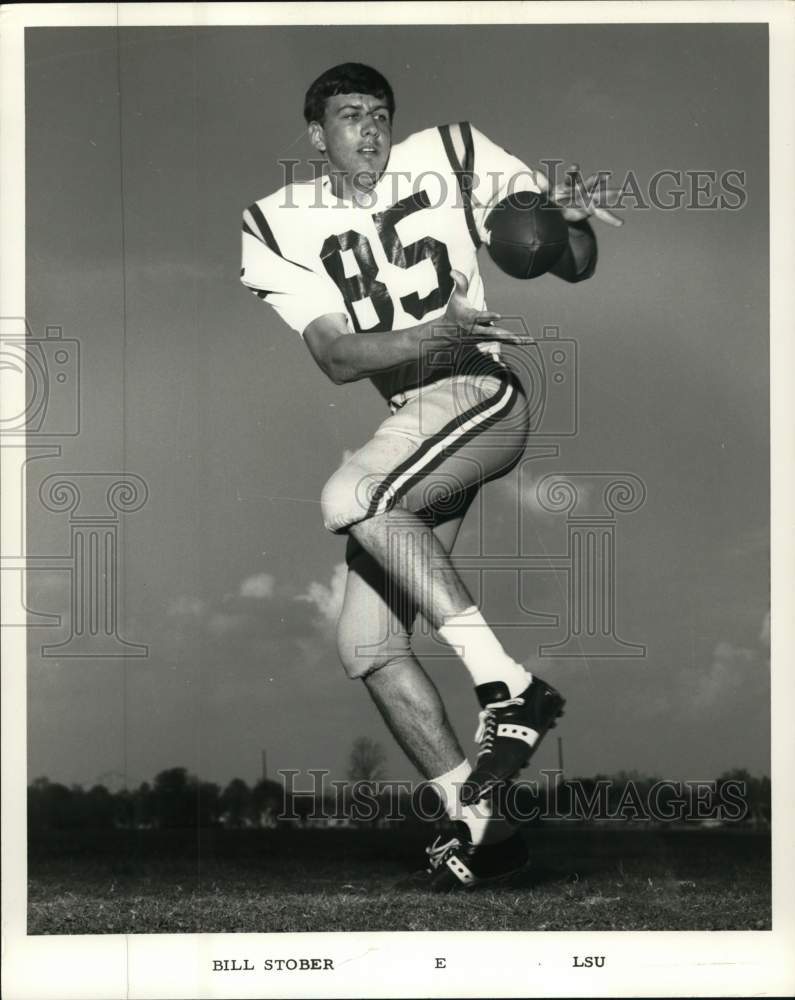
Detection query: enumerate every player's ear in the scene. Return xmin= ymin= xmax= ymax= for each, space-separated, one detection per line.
xmin=308 ymin=121 xmax=326 ymax=154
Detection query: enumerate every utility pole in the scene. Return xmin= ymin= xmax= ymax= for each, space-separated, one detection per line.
xmin=557 ymin=736 xmax=564 ymax=779
xmin=261 ymin=749 xmax=268 ymax=783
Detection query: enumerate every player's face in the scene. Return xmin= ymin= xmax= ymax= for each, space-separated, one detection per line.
xmin=310 ymin=93 xmax=392 ymax=196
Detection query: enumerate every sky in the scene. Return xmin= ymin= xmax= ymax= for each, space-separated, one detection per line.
xmin=23 ymin=23 xmax=769 ymax=790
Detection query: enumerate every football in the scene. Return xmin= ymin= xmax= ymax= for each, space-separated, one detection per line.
xmin=485 ymin=190 xmax=569 ymax=279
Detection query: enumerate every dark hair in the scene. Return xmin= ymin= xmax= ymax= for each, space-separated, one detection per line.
xmin=303 ymin=63 xmax=395 ymax=124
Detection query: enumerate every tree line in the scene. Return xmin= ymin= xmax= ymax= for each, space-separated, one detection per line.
xmin=27 ymin=764 xmax=770 ymax=831
xmin=27 ymin=737 xmax=390 ymax=832
xmin=28 ymin=769 xmax=286 ymax=831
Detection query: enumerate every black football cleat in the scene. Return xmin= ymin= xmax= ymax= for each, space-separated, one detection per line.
xmin=422 ymin=822 xmax=529 ymax=892
xmin=391 ymin=828 xmax=527 ymax=893
xmin=460 ymin=676 xmax=565 ymax=805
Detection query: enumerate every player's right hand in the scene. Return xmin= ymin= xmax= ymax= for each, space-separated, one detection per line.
xmin=443 ymin=270 xmax=534 ymax=345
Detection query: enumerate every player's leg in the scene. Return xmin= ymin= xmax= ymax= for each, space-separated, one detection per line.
xmin=324 ymin=367 xmax=565 ymax=804
xmin=357 ymin=499 xmax=530 ymax=890
xmin=344 ymin=370 xmax=533 ymax=696
xmin=333 ymin=370 xmax=528 ymax=675
xmin=337 ymin=498 xmax=512 ymax=849
xmin=351 ymin=504 xmax=532 ymax=691
xmin=336 ymin=512 xmax=463 ymax=778
xmin=349 ymin=505 xmax=473 ymax=626
xmin=350 ymin=487 xmax=565 ymax=810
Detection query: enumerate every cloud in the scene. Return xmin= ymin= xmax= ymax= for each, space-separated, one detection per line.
xmin=605 ymin=607 xmax=773 ymax=726
xmin=295 ymin=562 xmax=348 ymax=632
xmin=164 ymin=564 xmax=346 ymax=657
xmin=494 ymin=471 xmax=534 ymax=511
xmin=495 ymin=471 xmax=592 ymax=518
xmin=713 ymin=640 xmax=757 ymax=667
xmin=239 ymin=573 xmax=275 ymax=599
xmin=690 ymin=639 xmax=760 ymax=709
xmin=167 ymin=595 xmax=206 ymax=618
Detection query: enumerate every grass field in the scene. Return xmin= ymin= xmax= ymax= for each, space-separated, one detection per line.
xmin=28 ymin=825 xmax=770 ymax=934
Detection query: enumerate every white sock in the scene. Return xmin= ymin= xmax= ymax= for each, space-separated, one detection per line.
xmin=438 ymin=606 xmax=532 ymax=698
xmin=429 ymin=759 xmax=512 ymax=847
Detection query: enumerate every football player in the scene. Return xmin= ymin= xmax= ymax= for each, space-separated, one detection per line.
xmin=241 ymin=63 xmax=621 ymax=890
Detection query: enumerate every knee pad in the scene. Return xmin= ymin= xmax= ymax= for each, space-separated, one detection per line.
xmin=336 ymin=621 xmax=414 ymax=681
xmin=320 ymin=461 xmax=373 ymax=534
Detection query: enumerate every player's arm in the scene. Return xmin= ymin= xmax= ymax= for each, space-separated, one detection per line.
xmin=241 ymin=208 xmax=527 ymax=385
xmin=466 ymin=126 xmax=619 ymax=284
xmin=549 ymin=219 xmax=598 ymax=283
xmin=304 ymin=314 xmax=434 ymax=385
xmin=542 ymin=163 xmax=622 ymax=282
xmin=304 ymin=270 xmax=531 ymax=385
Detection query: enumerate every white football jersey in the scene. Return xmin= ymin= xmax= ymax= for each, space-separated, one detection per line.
xmin=241 ymin=122 xmax=540 ymax=399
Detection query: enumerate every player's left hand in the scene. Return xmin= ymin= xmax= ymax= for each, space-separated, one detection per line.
xmin=537 ymin=164 xmax=624 ymax=228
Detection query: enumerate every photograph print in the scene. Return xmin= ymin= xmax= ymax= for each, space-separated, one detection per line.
xmin=2 ymin=5 xmax=792 ymax=999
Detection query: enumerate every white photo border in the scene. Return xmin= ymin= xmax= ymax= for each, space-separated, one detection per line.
xmin=2 ymin=3 xmax=793 ymax=998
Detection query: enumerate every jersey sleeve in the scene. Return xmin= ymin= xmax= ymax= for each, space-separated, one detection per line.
xmin=467 ymin=123 xmax=544 ymax=243
xmin=240 ymin=204 xmax=349 ymax=337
